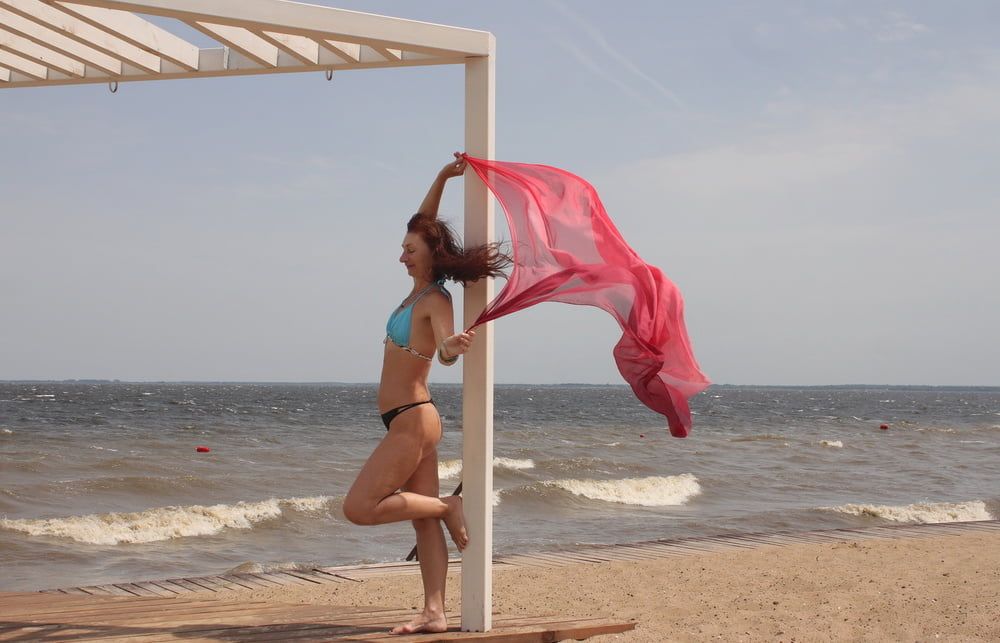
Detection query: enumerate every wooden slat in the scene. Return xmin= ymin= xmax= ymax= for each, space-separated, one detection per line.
xmin=213 ymin=574 xmax=268 ymax=590
xmin=190 ymin=20 xmax=277 ymax=67
xmin=52 ymin=1 xmax=200 ymax=70
xmin=156 ymin=578 xmax=210 ymax=593
xmin=0 ymin=4 xmax=122 ymax=74
xmin=1 ymin=0 xmax=160 ymax=72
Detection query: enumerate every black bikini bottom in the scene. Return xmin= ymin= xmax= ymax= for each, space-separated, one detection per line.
xmin=381 ymin=399 xmax=434 ymax=430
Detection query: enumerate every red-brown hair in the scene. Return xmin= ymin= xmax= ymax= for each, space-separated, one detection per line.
xmin=407 ymin=213 xmax=511 ymax=286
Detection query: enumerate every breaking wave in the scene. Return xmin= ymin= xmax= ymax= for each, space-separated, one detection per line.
xmin=826 ymin=500 xmax=993 ymax=524
xmin=0 ymin=495 xmax=334 ymax=545
xmin=438 ymin=457 xmax=535 ymax=480
xmin=542 ymin=474 xmax=700 ymax=507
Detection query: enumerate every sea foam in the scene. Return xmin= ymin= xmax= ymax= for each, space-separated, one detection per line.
xmin=0 ymin=495 xmax=334 ymax=545
xmin=820 ymin=440 xmax=843 ymax=448
xmin=827 ymin=500 xmax=993 ymax=523
xmin=543 ymin=474 xmax=700 ymax=507
xmin=438 ymin=457 xmax=535 ymax=479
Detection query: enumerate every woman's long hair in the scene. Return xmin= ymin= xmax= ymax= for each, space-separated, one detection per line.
xmin=407 ymin=213 xmax=511 ymax=286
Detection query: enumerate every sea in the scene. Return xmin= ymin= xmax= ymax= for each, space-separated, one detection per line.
xmin=2 ymin=382 xmax=998 ymax=592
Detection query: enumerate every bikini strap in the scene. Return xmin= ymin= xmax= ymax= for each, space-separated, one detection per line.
xmin=410 ymin=281 xmax=442 ymax=306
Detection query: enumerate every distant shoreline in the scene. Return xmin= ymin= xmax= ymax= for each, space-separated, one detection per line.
xmin=2 ymin=380 xmax=998 ymax=391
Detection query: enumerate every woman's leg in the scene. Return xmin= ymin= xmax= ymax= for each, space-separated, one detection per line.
xmin=342 ymin=405 xmax=467 ymax=548
xmin=390 ymin=448 xmax=449 ymax=635
xmin=342 ymin=404 xmax=445 ymax=525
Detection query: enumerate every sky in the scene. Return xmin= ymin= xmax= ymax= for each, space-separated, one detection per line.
xmin=2 ymin=1 xmax=999 ymax=386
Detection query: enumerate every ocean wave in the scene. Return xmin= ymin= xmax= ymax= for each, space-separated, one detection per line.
xmin=438 ymin=457 xmax=535 ymax=480
xmin=0 ymin=495 xmax=334 ymax=545
xmin=225 ymin=560 xmax=323 ymax=574
xmin=542 ymin=474 xmax=700 ymax=507
xmin=730 ymin=434 xmax=786 ymax=443
xmin=438 ymin=460 xmax=463 ymax=479
xmin=826 ymin=500 xmax=993 ymax=523
xmin=820 ymin=440 xmax=843 ymax=448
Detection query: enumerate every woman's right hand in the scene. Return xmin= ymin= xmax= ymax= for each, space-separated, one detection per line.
xmin=438 ymin=152 xmax=467 ymax=179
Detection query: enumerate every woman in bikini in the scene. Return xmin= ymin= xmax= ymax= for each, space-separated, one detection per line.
xmin=342 ymin=153 xmax=510 ymax=635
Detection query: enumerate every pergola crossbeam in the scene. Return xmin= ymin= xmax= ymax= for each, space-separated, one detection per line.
xmin=0 ymin=24 xmax=84 ymax=75
xmin=0 ymin=4 xmax=122 ymax=73
xmin=1 ymin=1 xmax=484 ymax=88
xmin=53 ymin=1 xmax=198 ymax=70
xmin=0 ymin=63 xmax=9 ymax=79
xmin=320 ymin=39 xmax=359 ymax=64
xmin=1 ymin=0 xmax=159 ymax=73
xmin=191 ymin=21 xmax=277 ymax=68
xmin=41 ymin=0 xmax=492 ymax=57
xmin=0 ymin=45 xmax=45 ymax=77
xmin=369 ymin=43 xmax=401 ymax=62
xmin=253 ymin=29 xmax=317 ymax=66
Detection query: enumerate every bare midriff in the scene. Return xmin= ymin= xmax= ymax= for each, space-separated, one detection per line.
xmin=377 ymin=337 xmax=435 ymax=412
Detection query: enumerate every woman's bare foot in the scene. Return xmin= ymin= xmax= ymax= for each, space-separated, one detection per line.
xmin=390 ymin=610 xmax=448 ymax=635
xmin=442 ymin=495 xmax=468 ymax=551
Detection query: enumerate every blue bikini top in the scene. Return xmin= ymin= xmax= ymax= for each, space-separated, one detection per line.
xmin=385 ymin=280 xmax=450 ymax=357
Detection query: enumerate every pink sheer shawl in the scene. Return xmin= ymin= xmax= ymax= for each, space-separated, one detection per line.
xmin=464 ymin=155 xmax=709 ymax=437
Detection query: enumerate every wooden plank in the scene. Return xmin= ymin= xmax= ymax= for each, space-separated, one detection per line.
xmin=53 ymin=1 xmax=200 ymax=70
xmin=215 ymin=574 xmax=270 ymax=590
xmin=131 ymin=580 xmax=179 ymax=597
xmin=1 ymin=0 xmax=160 ymax=72
xmin=65 ymin=0 xmax=493 ymax=57
xmin=159 ymin=578 xmax=208 ymax=593
xmin=280 ymin=569 xmax=337 ymax=584
xmin=114 ymin=582 xmax=160 ymax=597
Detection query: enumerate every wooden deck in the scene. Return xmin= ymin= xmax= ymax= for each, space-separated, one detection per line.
xmin=3 ymin=520 xmax=996 ymax=641
xmin=0 ymin=591 xmax=633 ymax=641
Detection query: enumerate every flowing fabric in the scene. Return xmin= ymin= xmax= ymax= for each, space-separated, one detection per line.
xmin=464 ymin=155 xmax=710 ymax=437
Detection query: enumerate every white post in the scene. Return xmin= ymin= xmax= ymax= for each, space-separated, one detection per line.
xmin=461 ymin=41 xmax=495 ymax=633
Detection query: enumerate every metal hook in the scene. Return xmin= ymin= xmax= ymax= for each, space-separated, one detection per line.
xmin=108 ymin=81 xmax=118 ymax=93
xmin=325 ymin=69 xmax=334 ymax=81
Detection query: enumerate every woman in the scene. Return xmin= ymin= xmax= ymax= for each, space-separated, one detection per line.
xmin=342 ymin=153 xmax=510 ymax=635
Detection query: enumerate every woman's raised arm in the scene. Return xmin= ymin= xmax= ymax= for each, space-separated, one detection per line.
xmin=416 ymin=153 xmax=467 ymax=218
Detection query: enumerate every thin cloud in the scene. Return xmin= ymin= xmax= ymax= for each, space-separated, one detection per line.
xmin=545 ymin=0 xmax=685 ymax=110
xmin=876 ymin=11 xmax=930 ymax=43
xmin=550 ymin=35 xmax=651 ymax=106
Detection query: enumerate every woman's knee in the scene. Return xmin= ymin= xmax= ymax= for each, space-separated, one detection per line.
xmin=342 ymin=493 xmax=376 ymax=526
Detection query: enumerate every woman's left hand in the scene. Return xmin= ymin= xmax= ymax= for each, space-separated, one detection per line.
xmin=443 ymin=329 xmax=476 ymax=358
xmin=439 ymin=152 xmax=467 ymax=179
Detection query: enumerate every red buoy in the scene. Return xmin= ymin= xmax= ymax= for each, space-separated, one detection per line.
xmin=879 ymin=424 xmax=889 ymax=430
xmin=196 ymin=446 xmax=211 ymax=452
xmin=639 ymin=434 xmax=645 ymax=438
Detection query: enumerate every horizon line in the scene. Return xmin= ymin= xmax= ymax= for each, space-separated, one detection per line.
xmin=1 ymin=379 xmax=998 ymax=390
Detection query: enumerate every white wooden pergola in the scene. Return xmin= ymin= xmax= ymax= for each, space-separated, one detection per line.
xmin=1 ymin=0 xmax=496 ymax=632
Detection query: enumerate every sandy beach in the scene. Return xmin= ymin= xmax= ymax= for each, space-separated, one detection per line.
xmin=189 ymin=531 xmax=1000 ymax=642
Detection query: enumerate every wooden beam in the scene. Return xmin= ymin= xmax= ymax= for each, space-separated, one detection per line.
xmin=252 ymin=29 xmax=317 ymax=65
xmin=0 ymin=24 xmax=83 ymax=75
xmin=0 ymin=47 xmax=463 ymax=88
xmin=49 ymin=0 xmax=492 ymax=57
xmin=190 ymin=21 xmax=277 ymax=68
xmin=0 ymin=4 xmax=120 ymax=73
xmin=461 ymin=39 xmax=496 ymax=633
xmin=1 ymin=0 xmax=157 ymax=72
xmin=53 ymin=1 xmax=198 ymax=70
xmin=319 ymin=39 xmax=359 ymax=64
xmin=0 ymin=63 xmax=9 ymax=79
xmin=369 ymin=43 xmax=401 ymax=62
xmin=0 ymin=45 xmax=46 ymax=77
